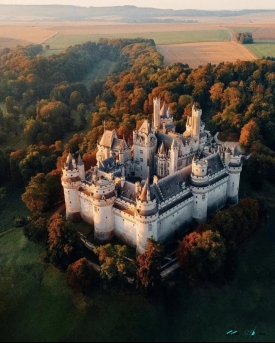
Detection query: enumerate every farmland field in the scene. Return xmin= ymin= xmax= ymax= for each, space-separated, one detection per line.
xmin=156 ymin=41 xmax=256 ymax=68
xmin=45 ymin=29 xmax=230 ymax=50
xmin=245 ymin=43 xmax=275 ymax=59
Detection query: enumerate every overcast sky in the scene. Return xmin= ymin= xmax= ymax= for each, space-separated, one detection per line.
xmin=0 ymin=0 xmax=275 ymax=11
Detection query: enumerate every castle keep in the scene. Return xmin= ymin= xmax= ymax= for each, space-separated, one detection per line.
xmin=62 ymin=99 xmax=242 ymax=253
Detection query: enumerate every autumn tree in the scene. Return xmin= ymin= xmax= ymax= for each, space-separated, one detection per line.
xmin=47 ymin=213 xmax=82 ymax=270
xmin=136 ymin=238 xmax=163 ymax=292
xmin=94 ymin=243 xmax=136 ymax=282
xmin=177 ymin=230 xmax=226 ymax=280
xmin=67 ymin=257 xmax=99 ymax=294
xmin=239 ymin=119 xmax=261 ymax=153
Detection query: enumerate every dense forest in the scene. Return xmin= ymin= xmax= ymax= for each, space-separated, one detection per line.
xmin=0 ymin=37 xmax=275 ymax=193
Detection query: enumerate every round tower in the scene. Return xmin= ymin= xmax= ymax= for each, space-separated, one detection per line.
xmin=135 ymin=182 xmax=158 ymax=254
xmin=190 ymin=157 xmax=209 ymax=223
xmin=62 ymin=153 xmax=81 ymax=221
xmin=91 ymin=176 xmax=116 ymax=242
xmin=226 ymin=146 xmax=242 ymax=205
xmin=224 ymin=146 xmax=231 ymax=166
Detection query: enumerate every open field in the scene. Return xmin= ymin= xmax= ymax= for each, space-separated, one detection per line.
xmin=0 ymin=24 xmax=57 ymax=47
xmin=156 ymin=41 xmax=256 ymax=68
xmin=45 ymin=29 xmax=230 ymax=50
xmin=245 ymin=43 xmax=275 ymax=59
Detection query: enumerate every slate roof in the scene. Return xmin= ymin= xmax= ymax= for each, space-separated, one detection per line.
xmin=204 ymin=153 xmax=224 ymax=175
xmin=151 ymin=164 xmax=192 ymax=202
xmin=98 ymin=156 xmax=117 ymax=172
xmin=119 ymin=181 xmax=136 ymax=201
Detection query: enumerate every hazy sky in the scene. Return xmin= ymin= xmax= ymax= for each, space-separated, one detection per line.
xmin=0 ymin=0 xmax=275 ymax=11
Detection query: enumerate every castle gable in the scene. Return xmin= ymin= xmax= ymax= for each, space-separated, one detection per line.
xmin=138 ymin=120 xmax=151 ymax=134
xmin=99 ymin=130 xmax=117 ymax=148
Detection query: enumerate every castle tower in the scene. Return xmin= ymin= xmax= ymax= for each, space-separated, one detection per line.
xmin=153 ymin=98 xmax=161 ymax=130
xmin=170 ymin=139 xmax=178 ymax=175
xmin=91 ymin=176 xmax=116 ymax=242
xmin=133 ymin=120 xmax=157 ymax=180
xmin=226 ymin=146 xmax=242 ymax=205
xmin=77 ymin=153 xmax=85 ymax=180
xmin=135 ymin=181 xmax=158 ymax=254
xmin=156 ymin=141 xmax=167 ymax=178
xmin=62 ymin=153 xmax=81 ymax=221
xmin=191 ymin=104 xmax=202 ymax=151
xmin=190 ymin=157 xmax=209 ymax=223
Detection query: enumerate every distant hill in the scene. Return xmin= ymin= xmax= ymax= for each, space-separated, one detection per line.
xmin=0 ymin=5 xmax=274 ymax=22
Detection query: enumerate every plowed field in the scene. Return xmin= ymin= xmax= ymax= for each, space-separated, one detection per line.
xmin=156 ymin=41 xmax=256 ymax=68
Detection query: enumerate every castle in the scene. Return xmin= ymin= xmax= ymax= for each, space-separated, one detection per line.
xmin=62 ymin=99 xmax=242 ymax=253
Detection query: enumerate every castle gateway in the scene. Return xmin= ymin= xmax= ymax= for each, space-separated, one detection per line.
xmin=62 ymin=99 xmax=242 ymax=253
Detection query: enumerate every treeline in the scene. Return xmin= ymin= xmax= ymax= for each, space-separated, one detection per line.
xmin=235 ymin=32 xmax=253 ymax=44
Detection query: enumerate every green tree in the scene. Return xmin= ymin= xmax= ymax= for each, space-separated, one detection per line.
xmin=22 ymin=212 xmax=48 ymax=244
xmin=94 ymin=243 xmax=136 ymax=282
xmin=136 ymin=238 xmax=163 ymax=292
xmin=21 ymin=172 xmax=63 ymax=212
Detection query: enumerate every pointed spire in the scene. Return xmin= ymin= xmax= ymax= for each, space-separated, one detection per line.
xmin=66 ymin=152 xmax=73 ymax=170
xmin=160 ymin=103 xmax=168 ymax=117
xmin=138 ymin=180 xmax=151 ymax=202
xmin=139 ymin=182 xmax=148 ymax=202
xmin=158 ymin=141 xmax=165 ymax=155
xmin=77 ymin=152 xmax=84 ymax=166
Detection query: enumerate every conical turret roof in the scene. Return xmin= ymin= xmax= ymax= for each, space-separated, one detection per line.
xmin=160 ymin=103 xmax=168 ymax=117
xmin=77 ymin=153 xmax=84 ymax=166
xmin=158 ymin=141 xmax=166 ymax=154
xmin=139 ymin=181 xmax=150 ymax=202
xmin=66 ymin=152 xmax=73 ymax=170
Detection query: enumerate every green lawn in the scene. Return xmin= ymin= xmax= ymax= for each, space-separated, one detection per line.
xmin=1 ymin=210 xmax=275 ymax=341
xmin=0 ymin=173 xmax=275 ymax=341
xmin=245 ymin=42 xmax=275 ymax=58
xmin=47 ymin=30 xmax=230 ymax=50
xmin=0 ymin=187 xmax=29 ymax=234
